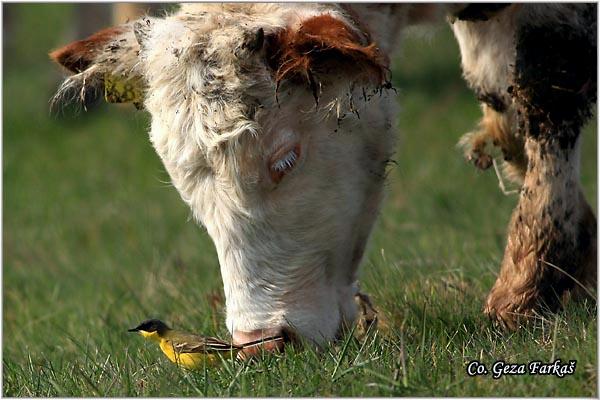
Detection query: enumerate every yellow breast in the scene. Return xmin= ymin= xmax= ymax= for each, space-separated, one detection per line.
xmin=159 ymin=339 xmax=218 ymax=369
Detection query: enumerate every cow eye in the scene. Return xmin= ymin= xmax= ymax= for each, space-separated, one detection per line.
xmin=269 ymin=144 xmax=301 ymax=183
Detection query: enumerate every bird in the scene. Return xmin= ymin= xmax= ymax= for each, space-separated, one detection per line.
xmin=128 ymin=319 xmax=283 ymax=368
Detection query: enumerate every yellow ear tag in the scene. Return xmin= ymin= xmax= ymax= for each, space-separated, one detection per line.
xmin=104 ymin=74 xmax=143 ymax=109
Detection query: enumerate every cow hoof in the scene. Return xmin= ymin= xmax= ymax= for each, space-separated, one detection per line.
xmin=483 ymin=283 xmax=535 ymax=331
xmin=484 ymin=301 xmax=521 ymax=331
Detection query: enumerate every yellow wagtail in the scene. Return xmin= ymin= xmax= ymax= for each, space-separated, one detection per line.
xmin=128 ymin=319 xmax=283 ymax=368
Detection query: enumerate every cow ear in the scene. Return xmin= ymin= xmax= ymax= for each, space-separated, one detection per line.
xmin=50 ymin=21 xmax=147 ymax=109
xmin=50 ymin=26 xmax=127 ymax=73
xmin=265 ymin=14 xmax=390 ymax=96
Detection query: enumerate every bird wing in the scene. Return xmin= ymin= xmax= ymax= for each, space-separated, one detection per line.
xmin=168 ymin=333 xmax=239 ymax=354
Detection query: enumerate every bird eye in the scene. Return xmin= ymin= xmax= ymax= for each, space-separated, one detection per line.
xmin=269 ymin=144 xmax=301 ymax=183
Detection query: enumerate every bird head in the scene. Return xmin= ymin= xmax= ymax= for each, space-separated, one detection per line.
xmin=128 ymin=319 xmax=171 ymax=341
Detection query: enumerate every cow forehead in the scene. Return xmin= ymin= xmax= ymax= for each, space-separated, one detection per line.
xmin=143 ymin=4 xmax=356 ymax=167
xmin=148 ymin=9 xmax=289 ymax=104
xmin=143 ymin=16 xmax=275 ymax=158
xmin=177 ymin=3 xmax=330 ymax=31
xmin=146 ymin=3 xmax=355 ymax=105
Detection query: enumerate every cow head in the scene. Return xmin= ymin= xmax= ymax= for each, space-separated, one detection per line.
xmin=50 ymin=4 xmax=397 ymax=349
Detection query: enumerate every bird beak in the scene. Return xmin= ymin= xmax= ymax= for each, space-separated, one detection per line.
xmin=128 ymin=327 xmax=139 ymax=332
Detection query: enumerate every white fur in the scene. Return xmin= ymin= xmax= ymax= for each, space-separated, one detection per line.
xmin=451 ymin=11 xmax=517 ymax=97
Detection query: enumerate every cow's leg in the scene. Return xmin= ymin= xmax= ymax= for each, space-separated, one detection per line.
xmin=484 ymin=6 xmax=597 ymax=329
xmin=485 ymin=137 xmax=597 ymax=329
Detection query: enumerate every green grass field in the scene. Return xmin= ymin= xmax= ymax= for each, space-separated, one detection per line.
xmin=3 ymin=5 xmax=597 ymax=396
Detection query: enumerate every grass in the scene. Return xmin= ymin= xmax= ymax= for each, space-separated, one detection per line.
xmin=3 ymin=4 xmax=597 ymax=397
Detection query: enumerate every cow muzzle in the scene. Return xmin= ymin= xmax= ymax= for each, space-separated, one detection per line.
xmin=234 ymin=328 xmax=290 ymax=359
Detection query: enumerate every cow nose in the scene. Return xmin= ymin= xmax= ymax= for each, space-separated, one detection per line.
xmin=233 ymin=328 xmax=288 ymax=359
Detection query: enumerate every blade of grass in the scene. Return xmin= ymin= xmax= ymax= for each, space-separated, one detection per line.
xmin=331 ymin=323 xmax=357 ymax=380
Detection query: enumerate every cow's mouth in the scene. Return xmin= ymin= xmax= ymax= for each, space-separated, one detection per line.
xmin=234 ymin=289 xmax=379 ymax=359
xmin=234 ymin=328 xmax=294 ymax=359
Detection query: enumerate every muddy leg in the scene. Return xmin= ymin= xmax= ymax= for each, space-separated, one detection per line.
xmin=484 ymin=6 xmax=597 ymax=328
xmin=484 ymin=138 xmax=597 ymax=329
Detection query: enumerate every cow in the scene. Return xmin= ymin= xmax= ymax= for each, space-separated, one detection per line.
xmin=49 ymin=3 xmax=597 ymax=355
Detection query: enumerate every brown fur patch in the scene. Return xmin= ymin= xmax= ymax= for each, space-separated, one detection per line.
xmin=265 ymin=15 xmax=389 ymax=95
xmin=49 ymin=26 xmax=124 ymax=73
